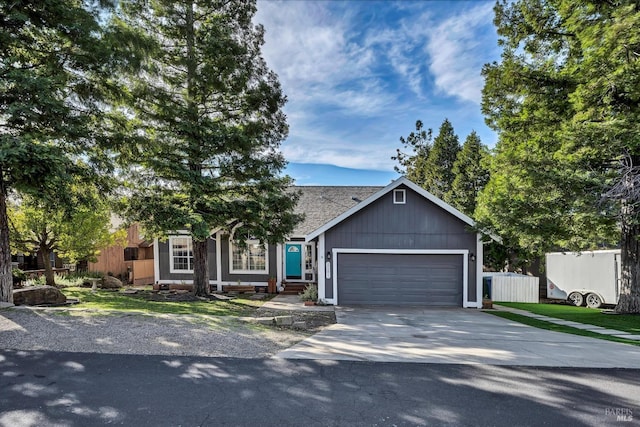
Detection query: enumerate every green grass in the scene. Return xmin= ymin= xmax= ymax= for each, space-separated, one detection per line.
xmin=60 ymin=287 xmax=265 ymax=317
xmin=495 ymin=302 xmax=640 ymax=334
xmin=489 ymin=311 xmax=640 ymax=347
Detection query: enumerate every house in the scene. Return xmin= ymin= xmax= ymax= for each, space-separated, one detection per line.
xmin=153 ymin=177 xmax=483 ymax=308
xmin=89 ymin=221 xmax=155 ymax=285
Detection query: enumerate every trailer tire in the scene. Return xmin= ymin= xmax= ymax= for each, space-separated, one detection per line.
xmin=586 ymin=293 xmax=602 ymax=309
xmin=568 ymin=292 xmax=584 ymax=307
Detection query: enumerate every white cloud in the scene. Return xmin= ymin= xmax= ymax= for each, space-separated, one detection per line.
xmin=255 ymin=1 xmax=499 ymax=172
xmin=425 ymin=3 xmax=496 ymax=104
xmin=256 ymin=1 xmax=380 ymax=108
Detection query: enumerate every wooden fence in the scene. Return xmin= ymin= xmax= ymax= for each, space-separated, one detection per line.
xmin=126 ymin=259 xmax=154 ymax=285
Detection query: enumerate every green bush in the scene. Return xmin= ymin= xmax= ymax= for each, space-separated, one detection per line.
xmin=299 ymin=283 xmax=318 ymax=302
xmin=12 ymin=268 xmax=26 ymax=281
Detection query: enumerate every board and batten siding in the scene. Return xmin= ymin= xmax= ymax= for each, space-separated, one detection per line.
xmin=323 ymin=184 xmax=478 ymax=302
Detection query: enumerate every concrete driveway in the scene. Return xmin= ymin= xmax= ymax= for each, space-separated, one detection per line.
xmin=276 ymin=307 xmax=640 ymax=367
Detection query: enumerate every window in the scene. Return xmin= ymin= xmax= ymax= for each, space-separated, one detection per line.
xmin=230 ymin=239 xmax=268 ymax=274
xmin=124 ymin=247 xmax=139 ymax=261
xmin=393 ymin=189 xmax=406 ymax=204
xmin=170 ymin=236 xmax=193 ymax=273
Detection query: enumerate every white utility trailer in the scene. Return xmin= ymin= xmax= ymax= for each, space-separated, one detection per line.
xmin=546 ymin=250 xmax=620 ymax=308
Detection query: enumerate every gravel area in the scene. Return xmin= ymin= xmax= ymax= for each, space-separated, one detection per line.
xmin=0 ymin=307 xmax=309 ymax=358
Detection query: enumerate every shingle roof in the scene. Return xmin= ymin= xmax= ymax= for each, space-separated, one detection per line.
xmin=290 ymin=186 xmax=383 ymax=236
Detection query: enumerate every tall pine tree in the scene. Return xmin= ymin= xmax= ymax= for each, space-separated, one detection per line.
xmin=449 ymin=131 xmax=490 ymax=216
xmin=423 ymin=119 xmax=461 ymax=202
xmin=393 ymin=120 xmax=433 ymax=186
xmin=0 ymin=1 xmax=119 ymax=302
xmin=117 ymin=0 xmax=300 ymax=296
xmin=477 ymin=0 xmax=639 ymax=312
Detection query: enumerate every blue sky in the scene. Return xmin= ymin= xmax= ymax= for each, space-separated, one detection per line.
xmin=255 ymin=0 xmax=501 ymax=186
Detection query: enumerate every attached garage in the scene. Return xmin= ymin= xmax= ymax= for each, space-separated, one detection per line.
xmin=336 ymin=252 xmax=464 ymax=306
xmin=306 ymin=177 xmax=483 ymax=308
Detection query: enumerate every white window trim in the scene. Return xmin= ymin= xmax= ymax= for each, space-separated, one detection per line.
xmin=229 ymin=239 xmax=269 ymax=275
xmin=393 ymin=189 xmax=406 ymax=204
xmin=169 ymin=235 xmax=194 ymax=274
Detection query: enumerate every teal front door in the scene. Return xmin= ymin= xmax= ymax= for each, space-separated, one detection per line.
xmin=285 ymin=243 xmax=302 ymax=279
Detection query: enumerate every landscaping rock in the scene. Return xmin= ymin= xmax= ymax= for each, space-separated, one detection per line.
xmin=274 ymin=315 xmax=293 ymax=326
xmin=13 ymin=286 xmax=67 ymax=306
xmin=254 ymin=317 xmax=276 ymax=325
xmin=101 ymin=276 xmax=123 ymax=289
xmin=211 ymin=294 xmax=235 ymax=301
xmin=292 ymin=321 xmax=307 ymax=330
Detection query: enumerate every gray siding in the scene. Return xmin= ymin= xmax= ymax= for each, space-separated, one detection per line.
xmin=157 ymin=235 xmax=276 ymax=284
xmin=220 ymin=236 xmax=276 ymax=283
xmin=157 ymin=238 xmax=217 ymax=281
xmin=324 ymin=185 xmax=478 ymax=302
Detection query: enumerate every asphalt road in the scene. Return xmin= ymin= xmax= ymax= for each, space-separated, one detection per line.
xmin=1 ymin=350 xmax=638 ymax=427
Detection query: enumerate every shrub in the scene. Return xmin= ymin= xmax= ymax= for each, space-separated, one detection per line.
xmin=299 ymin=283 xmax=318 ymax=302
xmin=12 ymin=268 xmax=26 ymax=287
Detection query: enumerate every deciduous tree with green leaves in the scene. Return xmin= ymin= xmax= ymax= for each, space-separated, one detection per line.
xmin=478 ymin=0 xmax=639 ymax=312
xmin=117 ymin=0 xmax=300 ymax=296
xmin=0 ymin=1 xmax=119 ymax=302
xmin=9 ymin=188 xmax=118 ymax=286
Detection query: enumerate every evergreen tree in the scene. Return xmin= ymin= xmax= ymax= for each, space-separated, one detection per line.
xmin=477 ymin=0 xmax=639 ymax=312
xmin=424 ymin=119 xmax=461 ymax=202
xmin=0 ymin=1 xmax=118 ymax=302
xmin=117 ymin=0 xmax=301 ymax=296
xmin=449 ymin=131 xmax=490 ymax=216
xmin=393 ymin=120 xmax=433 ymax=186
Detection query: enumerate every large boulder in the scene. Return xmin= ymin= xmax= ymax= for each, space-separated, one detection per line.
xmin=13 ymin=286 xmax=67 ymax=306
xmin=101 ymin=275 xmax=123 ymax=289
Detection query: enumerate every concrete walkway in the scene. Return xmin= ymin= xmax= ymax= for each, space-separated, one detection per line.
xmin=259 ymin=294 xmax=335 ymax=312
xmin=493 ymin=304 xmax=640 ymax=341
xmin=276 ymin=307 xmax=640 ymax=367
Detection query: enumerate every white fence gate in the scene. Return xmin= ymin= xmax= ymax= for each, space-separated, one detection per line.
xmin=489 ymin=274 xmax=539 ymax=303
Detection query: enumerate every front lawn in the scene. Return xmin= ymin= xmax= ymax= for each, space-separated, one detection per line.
xmin=61 ymin=287 xmax=265 ymax=317
xmin=495 ymin=302 xmax=640 ymax=334
xmin=489 ymin=311 xmax=640 ymax=347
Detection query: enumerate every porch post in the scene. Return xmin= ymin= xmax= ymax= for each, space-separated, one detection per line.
xmin=276 ymin=243 xmax=283 ymax=287
xmin=215 ymin=231 xmax=222 ymax=291
xmin=317 ymin=234 xmax=325 ymax=301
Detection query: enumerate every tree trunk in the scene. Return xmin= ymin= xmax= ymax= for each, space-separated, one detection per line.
xmin=40 ymin=245 xmax=56 ymax=287
xmin=0 ymin=169 xmax=13 ymax=303
xmin=192 ymin=238 xmax=209 ymax=296
xmin=616 ymin=204 xmax=640 ymax=313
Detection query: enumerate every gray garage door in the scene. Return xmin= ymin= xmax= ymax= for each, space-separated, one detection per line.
xmin=337 ymin=253 xmax=462 ymax=306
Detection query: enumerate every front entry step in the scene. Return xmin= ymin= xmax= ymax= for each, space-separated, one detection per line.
xmin=281 ymin=284 xmax=308 ymax=295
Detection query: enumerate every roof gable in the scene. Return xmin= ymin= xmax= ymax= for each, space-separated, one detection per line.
xmin=305 ymin=177 xmax=475 ymax=241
